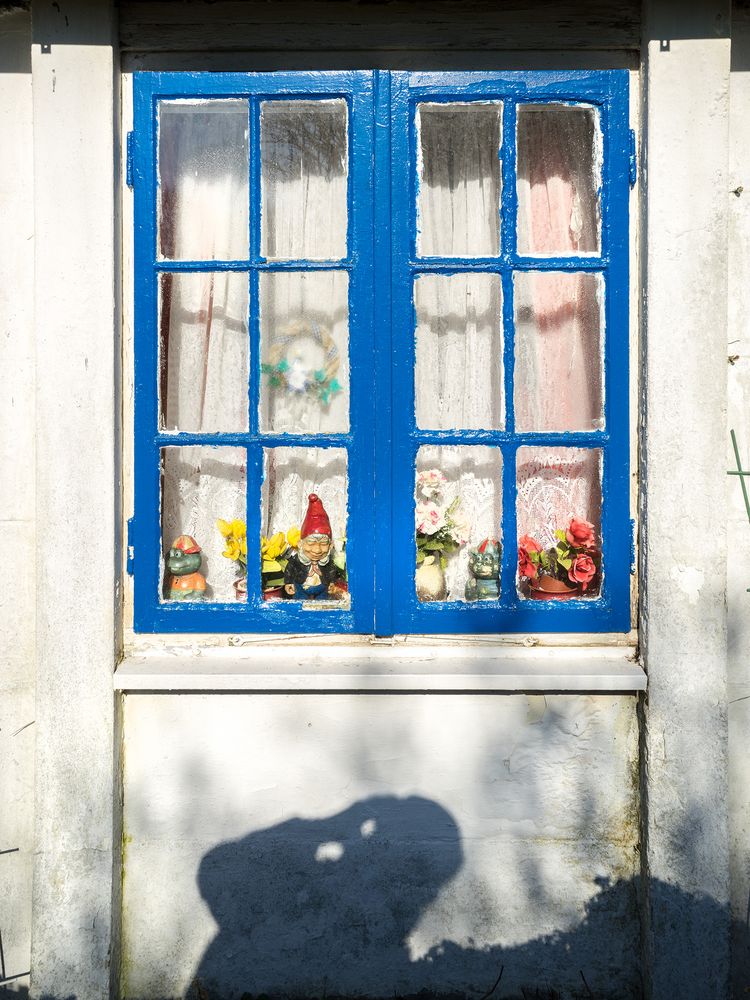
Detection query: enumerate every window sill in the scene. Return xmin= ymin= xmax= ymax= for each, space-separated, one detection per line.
xmin=114 ymin=644 xmax=645 ymax=693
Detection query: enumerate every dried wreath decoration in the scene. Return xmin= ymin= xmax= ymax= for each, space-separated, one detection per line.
xmin=261 ymin=319 xmax=343 ymax=406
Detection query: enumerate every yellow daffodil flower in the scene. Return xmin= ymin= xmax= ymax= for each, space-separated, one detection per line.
xmin=287 ymin=525 xmax=301 ymax=549
xmin=219 ymin=517 xmax=248 ymax=565
xmin=223 ymin=538 xmax=242 ymax=561
xmin=261 ymin=532 xmax=286 ymax=561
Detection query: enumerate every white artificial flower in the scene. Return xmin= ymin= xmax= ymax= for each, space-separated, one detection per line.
xmin=287 ymin=358 xmax=309 ymax=392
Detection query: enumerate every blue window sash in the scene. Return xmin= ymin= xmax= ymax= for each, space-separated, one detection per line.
xmin=386 ymin=70 xmax=631 ymax=634
xmin=132 ymin=69 xmax=631 ymax=635
xmin=132 ymin=71 xmax=376 ymax=633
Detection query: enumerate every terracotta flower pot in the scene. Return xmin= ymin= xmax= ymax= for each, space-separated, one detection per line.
xmin=262 ymin=586 xmax=285 ymax=602
xmin=527 ymin=574 xmax=580 ymax=601
xmin=233 ymin=576 xmax=247 ymax=601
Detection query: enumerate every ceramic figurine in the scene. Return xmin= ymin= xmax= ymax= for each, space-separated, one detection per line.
xmin=167 ymin=534 xmax=207 ymax=600
xmin=283 ymin=494 xmax=345 ymax=600
xmin=415 ymin=555 xmax=447 ymax=602
xmin=464 ymin=537 xmax=501 ymax=601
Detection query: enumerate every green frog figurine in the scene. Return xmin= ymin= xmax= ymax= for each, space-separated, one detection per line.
xmin=167 ymin=534 xmax=207 ymax=600
xmin=465 ymin=538 xmax=501 ymax=601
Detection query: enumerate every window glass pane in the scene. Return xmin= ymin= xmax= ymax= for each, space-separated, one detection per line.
xmin=161 ymin=446 xmax=246 ymax=603
xmin=415 ymin=445 xmax=502 ymax=603
xmin=416 ymin=103 xmax=502 ymax=258
xmin=159 ymin=272 xmax=249 ymax=433
xmin=516 ymin=446 xmax=602 ymax=599
xmin=261 ymin=447 xmax=349 ymax=607
xmin=415 ymin=273 xmax=503 ymax=430
xmin=514 ymin=271 xmax=604 ymax=432
xmin=158 ymin=100 xmax=249 ymax=261
xmin=261 ymin=100 xmax=348 ymax=261
xmin=516 ymin=104 xmax=601 ymax=256
xmin=259 ymin=271 xmax=349 ymax=434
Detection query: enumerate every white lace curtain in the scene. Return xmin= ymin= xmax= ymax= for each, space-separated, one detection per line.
xmin=416 ymin=102 xmax=603 ymax=597
xmin=159 ymin=100 xmax=349 ymax=601
xmin=159 ymin=97 xmax=603 ymax=604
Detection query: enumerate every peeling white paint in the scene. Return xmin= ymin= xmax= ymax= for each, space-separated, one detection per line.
xmin=669 ymin=564 xmax=706 ymax=605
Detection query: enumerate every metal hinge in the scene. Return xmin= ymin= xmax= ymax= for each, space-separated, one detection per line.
xmin=127 ymin=516 xmax=135 ymax=576
xmin=630 ymin=518 xmax=637 ymax=575
xmin=126 ymin=131 xmax=135 ymax=190
xmin=629 ymin=129 xmax=637 ymax=188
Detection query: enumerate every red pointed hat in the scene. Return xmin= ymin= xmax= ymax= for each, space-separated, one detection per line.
xmin=300 ymin=493 xmax=332 ymax=538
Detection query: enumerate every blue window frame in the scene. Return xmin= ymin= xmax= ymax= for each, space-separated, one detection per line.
xmin=131 ymin=69 xmax=631 ymax=635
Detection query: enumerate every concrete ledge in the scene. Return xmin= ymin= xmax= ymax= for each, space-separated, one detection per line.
xmin=115 ymin=645 xmax=645 ymax=692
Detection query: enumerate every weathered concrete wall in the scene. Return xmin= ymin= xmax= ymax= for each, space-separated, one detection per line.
xmin=728 ymin=4 xmax=750 ymax=994
xmin=29 ymin=1 xmax=121 ymax=997
xmin=640 ymin=1 xmax=732 ymax=997
xmin=121 ymin=693 xmax=640 ymax=1000
xmin=0 ymin=7 xmax=35 ymax=994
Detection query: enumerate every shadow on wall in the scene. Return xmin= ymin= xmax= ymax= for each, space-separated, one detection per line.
xmin=3 ymin=794 xmax=746 ymax=1000
xmin=181 ymin=795 xmax=726 ymax=1000
xmin=184 ymin=794 xmax=640 ymax=1000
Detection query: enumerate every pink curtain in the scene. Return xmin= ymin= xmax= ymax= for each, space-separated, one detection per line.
xmin=515 ymin=104 xmax=605 ymax=557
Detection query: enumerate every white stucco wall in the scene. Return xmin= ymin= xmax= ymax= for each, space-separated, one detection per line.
xmin=29 ymin=2 xmax=121 ymax=997
xmin=728 ymin=5 xmax=750 ymax=995
xmin=0 ymin=7 xmax=35 ymax=993
xmin=640 ymin=2 xmax=731 ymax=996
xmin=121 ymin=693 xmax=640 ymax=1000
xmin=0 ymin=1 xmax=733 ymax=998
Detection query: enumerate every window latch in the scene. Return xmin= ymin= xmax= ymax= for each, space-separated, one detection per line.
xmin=127 ymin=516 xmax=135 ymax=576
xmin=126 ymin=131 xmax=135 ymax=190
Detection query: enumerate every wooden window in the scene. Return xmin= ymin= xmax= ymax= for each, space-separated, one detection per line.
xmin=130 ymin=70 xmax=631 ymax=634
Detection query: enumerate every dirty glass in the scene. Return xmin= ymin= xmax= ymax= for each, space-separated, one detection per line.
xmin=416 ymin=103 xmax=502 ymax=258
xmin=261 ymin=99 xmax=348 ymax=261
xmin=161 ymin=446 xmax=247 ymax=603
xmin=261 ymin=447 xmax=349 ymax=608
xmin=516 ymin=446 xmax=602 ymax=599
xmin=414 ymin=272 xmax=503 ymax=430
xmin=259 ymin=271 xmax=349 ymax=434
xmin=514 ymin=271 xmax=604 ymax=432
xmin=158 ymin=271 xmax=249 ymax=433
xmin=414 ymin=445 xmax=503 ymax=603
xmin=157 ymin=100 xmax=249 ymax=261
xmin=516 ymin=103 xmax=601 ymax=256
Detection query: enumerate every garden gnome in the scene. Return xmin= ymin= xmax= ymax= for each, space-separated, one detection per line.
xmin=167 ymin=534 xmax=207 ymax=600
xmin=283 ymin=494 xmax=344 ymax=599
xmin=464 ymin=537 xmax=501 ymax=601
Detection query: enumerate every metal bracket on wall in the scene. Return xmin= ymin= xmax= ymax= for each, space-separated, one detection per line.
xmin=728 ymin=429 xmax=750 ymax=590
xmin=127 ymin=516 xmax=135 ymax=576
xmin=126 ymin=131 xmax=135 ymax=190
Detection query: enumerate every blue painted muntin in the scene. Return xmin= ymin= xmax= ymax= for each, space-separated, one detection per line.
xmin=132 ymin=71 xmax=375 ymax=633
xmin=133 ymin=69 xmax=631 ymax=635
xmin=387 ymin=70 xmax=631 ymax=634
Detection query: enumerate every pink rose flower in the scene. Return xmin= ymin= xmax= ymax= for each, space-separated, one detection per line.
xmin=518 ymin=534 xmax=542 ymax=579
xmin=519 ymin=534 xmax=542 ymax=553
xmin=566 ymin=517 xmax=597 ymax=551
xmin=568 ymin=553 xmax=597 ymax=590
xmin=416 ymin=501 xmax=445 ymax=536
xmin=416 ymin=469 xmax=447 ymax=499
